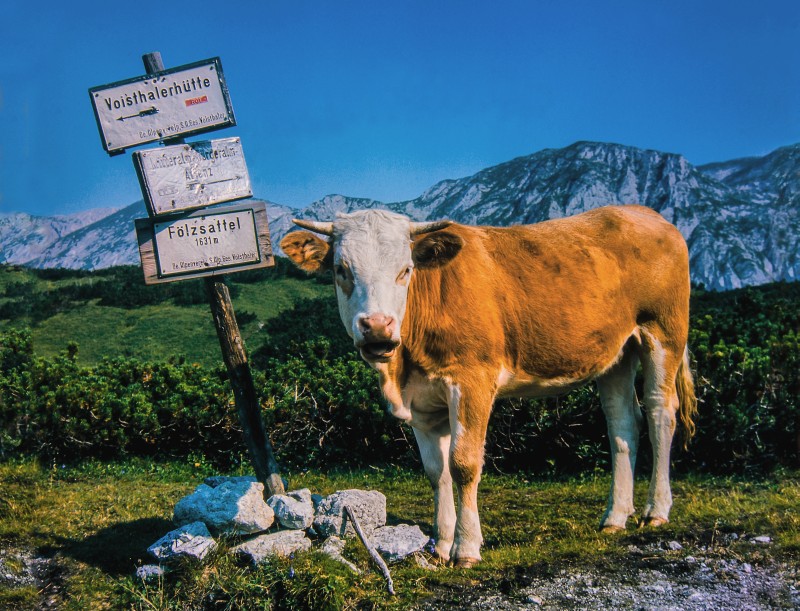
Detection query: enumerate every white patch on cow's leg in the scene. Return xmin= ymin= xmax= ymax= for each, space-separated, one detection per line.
xmin=445 ymin=380 xmax=491 ymax=565
xmin=412 ymin=424 xmax=456 ymax=562
xmin=639 ymin=329 xmax=678 ymax=525
xmin=597 ymin=346 xmax=640 ymax=531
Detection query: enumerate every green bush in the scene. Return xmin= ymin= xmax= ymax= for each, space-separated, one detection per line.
xmin=0 ymin=281 xmax=797 ymax=475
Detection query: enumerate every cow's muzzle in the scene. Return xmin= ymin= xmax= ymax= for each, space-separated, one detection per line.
xmin=356 ymin=314 xmax=400 ymax=362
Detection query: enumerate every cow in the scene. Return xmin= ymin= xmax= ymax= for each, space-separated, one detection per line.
xmin=280 ymin=205 xmax=697 ymax=568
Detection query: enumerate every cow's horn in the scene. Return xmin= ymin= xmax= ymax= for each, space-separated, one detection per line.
xmin=410 ymin=220 xmax=452 ymax=236
xmin=292 ymin=219 xmax=334 ymax=236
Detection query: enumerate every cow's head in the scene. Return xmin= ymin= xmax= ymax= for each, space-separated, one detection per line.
xmin=280 ymin=209 xmax=461 ymax=365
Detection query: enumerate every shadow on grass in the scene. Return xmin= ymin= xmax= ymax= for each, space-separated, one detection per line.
xmin=45 ymin=517 xmax=173 ymax=576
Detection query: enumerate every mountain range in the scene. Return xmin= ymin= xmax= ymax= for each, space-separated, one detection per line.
xmin=1 ymin=141 xmax=797 ymax=290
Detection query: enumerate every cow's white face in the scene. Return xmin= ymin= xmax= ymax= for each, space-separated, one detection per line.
xmin=280 ymin=209 xmax=457 ymax=365
xmin=329 ymin=210 xmax=414 ymax=362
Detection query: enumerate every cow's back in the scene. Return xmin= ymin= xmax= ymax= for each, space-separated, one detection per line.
xmin=406 ymin=205 xmax=690 ymax=392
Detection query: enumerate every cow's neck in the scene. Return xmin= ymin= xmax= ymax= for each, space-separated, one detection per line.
xmin=374 ymin=267 xmax=448 ymax=421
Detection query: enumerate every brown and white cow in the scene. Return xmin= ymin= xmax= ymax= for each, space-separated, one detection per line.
xmin=280 ymin=205 xmax=697 ymax=568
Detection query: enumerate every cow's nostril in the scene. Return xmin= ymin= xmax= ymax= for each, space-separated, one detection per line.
xmin=359 ymin=314 xmax=395 ymax=338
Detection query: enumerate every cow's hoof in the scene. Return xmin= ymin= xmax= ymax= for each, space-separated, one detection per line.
xmin=639 ymin=516 xmax=669 ymax=528
xmin=452 ymin=557 xmax=480 ymax=569
xmin=600 ymin=524 xmax=625 ymax=534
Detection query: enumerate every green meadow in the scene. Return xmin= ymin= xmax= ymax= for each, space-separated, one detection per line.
xmin=0 ymin=263 xmax=798 ymax=608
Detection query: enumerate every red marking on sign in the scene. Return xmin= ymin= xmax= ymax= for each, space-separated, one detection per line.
xmin=185 ymin=95 xmax=209 ymax=107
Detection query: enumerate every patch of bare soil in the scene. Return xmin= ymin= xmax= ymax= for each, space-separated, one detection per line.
xmin=414 ymin=539 xmax=800 ymax=610
xmin=0 ymin=549 xmax=68 ymax=610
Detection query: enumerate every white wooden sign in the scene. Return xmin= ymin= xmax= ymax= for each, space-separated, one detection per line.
xmin=133 ymin=137 xmax=252 ymax=216
xmin=89 ymin=57 xmax=235 ymax=154
xmin=135 ymin=201 xmax=273 ymax=284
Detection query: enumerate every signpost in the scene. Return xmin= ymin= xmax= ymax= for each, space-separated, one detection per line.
xmin=89 ymin=57 xmax=235 ymax=155
xmin=133 ymin=137 xmax=252 ymax=215
xmin=88 ymin=51 xmax=284 ymax=497
xmin=135 ymin=201 xmax=273 ymax=284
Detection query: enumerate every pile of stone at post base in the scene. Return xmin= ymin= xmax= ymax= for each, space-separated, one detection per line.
xmin=138 ymin=476 xmax=432 ymax=580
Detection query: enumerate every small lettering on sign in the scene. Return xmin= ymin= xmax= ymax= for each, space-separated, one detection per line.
xmin=185 ymin=95 xmax=208 ymax=106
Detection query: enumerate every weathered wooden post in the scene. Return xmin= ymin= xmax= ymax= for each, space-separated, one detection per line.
xmin=89 ymin=51 xmax=285 ymax=497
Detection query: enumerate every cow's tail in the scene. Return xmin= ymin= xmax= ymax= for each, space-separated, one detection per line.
xmin=675 ymin=346 xmax=698 ymax=448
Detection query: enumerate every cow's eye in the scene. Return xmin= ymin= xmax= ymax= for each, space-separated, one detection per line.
xmin=396 ymin=266 xmax=413 ymax=284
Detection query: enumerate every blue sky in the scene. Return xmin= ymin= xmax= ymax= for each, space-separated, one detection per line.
xmin=1 ymin=0 xmax=798 ymax=217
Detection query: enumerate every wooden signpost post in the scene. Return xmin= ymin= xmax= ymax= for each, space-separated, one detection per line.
xmin=89 ymin=52 xmax=284 ymax=497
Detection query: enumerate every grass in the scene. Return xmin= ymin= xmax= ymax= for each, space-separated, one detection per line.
xmin=0 ymin=459 xmax=797 ymax=609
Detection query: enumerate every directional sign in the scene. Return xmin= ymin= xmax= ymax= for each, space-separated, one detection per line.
xmin=89 ymin=57 xmax=235 ymax=154
xmin=133 ymin=137 xmax=252 ymax=216
xmin=135 ymin=201 xmax=273 ymax=284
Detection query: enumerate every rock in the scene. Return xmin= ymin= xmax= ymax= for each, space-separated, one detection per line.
xmin=147 ymin=521 xmax=216 ymax=563
xmin=173 ymin=481 xmax=274 ymax=535
xmin=289 ymin=488 xmax=312 ymax=504
xmin=526 ymin=594 xmax=543 ymax=606
xmin=320 ymin=536 xmax=360 ymax=574
xmin=666 ymin=540 xmax=683 ymax=551
xmin=311 ymin=493 xmax=324 ymax=510
xmin=414 ymin=554 xmax=438 ymax=570
xmin=203 ymin=475 xmax=257 ymax=488
xmin=232 ymin=531 xmax=312 ymax=564
xmin=313 ymin=489 xmax=386 ymax=538
xmin=135 ymin=564 xmax=166 ymax=582
xmin=752 ymin=535 xmax=772 ymax=544
xmin=370 ymin=524 xmax=429 ymax=562
xmin=267 ymin=489 xmax=314 ymax=530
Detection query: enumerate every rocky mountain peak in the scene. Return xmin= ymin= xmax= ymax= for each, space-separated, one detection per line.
xmin=1 ymin=141 xmax=797 ymax=291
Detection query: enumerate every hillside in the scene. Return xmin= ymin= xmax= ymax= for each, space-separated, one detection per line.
xmin=0 ymin=262 xmax=331 ymax=365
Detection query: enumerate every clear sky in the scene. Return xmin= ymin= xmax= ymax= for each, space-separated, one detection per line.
xmin=1 ymin=0 xmax=798 ymax=217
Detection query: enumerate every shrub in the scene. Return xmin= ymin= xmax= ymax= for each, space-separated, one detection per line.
xmin=0 ymin=282 xmax=797 ymax=474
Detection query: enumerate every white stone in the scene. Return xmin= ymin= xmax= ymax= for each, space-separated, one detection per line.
xmin=173 ymin=481 xmax=274 ymax=535
xmin=147 ymin=521 xmax=216 ymax=563
xmin=232 ymin=530 xmax=312 ymax=564
xmin=289 ymin=488 xmax=313 ymax=504
xmin=370 ymin=524 xmax=429 ymax=562
xmin=267 ymin=490 xmax=314 ymax=530
xmin=203 ymin=475 xmax=257 ymax=488
xmin=135 ymin=564 xmax=166 ymax=582
xmin=320 ymin=536 xmax=360 ymax=574
xmin=313 ymin=489 xmax=386 ymax=538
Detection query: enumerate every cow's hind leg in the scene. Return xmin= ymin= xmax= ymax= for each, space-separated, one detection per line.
xmin=412 ymin=423 xmax=456 ymax=563
xmin=639 ymin=327 xmax=682 ymax=526
xmin=597 ymin=345 xmax=641 ymax=532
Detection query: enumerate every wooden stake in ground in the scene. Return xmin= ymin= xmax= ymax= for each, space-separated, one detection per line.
xmin=205 ymin=278 xmax=284 ymax=496
xmin=344 ymin=505 xmax=395 ymax=596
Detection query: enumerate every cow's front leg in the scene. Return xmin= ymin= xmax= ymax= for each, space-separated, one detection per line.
xmin=412 ymin=421 xmax=456 ymax=563
xmin=446 ymin=378 xmax=493 ymax=567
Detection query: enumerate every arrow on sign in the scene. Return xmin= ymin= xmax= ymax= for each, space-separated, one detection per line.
xmin=186 ymin=175 xmax=243 ymax=187
xmin=117 ymin=106 xmax=159 ymax=121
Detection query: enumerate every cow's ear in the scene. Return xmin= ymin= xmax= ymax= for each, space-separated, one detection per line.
xmin=412 ymin=231 xmax=463 ymax=269
xmin=280 ymin=231 xmax=332 ymax=273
